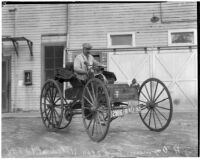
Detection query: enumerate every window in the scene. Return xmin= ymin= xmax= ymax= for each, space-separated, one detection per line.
xmin=168 ymin=29 xmax=197 ymax=46
xmin=45 ymin=45 xmax=64 ymax=81
xmin=107 ymin=32 xmax=135 ymax=48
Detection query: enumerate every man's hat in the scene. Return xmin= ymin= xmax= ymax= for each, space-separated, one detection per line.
xmin=82 ymin=43 xmax=92 ymax=49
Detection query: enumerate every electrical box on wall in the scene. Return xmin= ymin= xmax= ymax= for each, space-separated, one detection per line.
xmin=24 ymin=70 xmax=32 ymax=85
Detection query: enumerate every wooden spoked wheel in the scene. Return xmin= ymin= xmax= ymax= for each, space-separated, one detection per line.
xmin=40 ymin=79 xmax=64 ymax=130
xmin=139 ymin=78 xmax=173 ymax=132
xmin=81 ymin=78 xmax=111 ymax=142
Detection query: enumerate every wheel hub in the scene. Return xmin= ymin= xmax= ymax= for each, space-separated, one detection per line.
xmin=91 ymin=107 xmax=96 ymax=111
xmin=147 ymin=101 xmax=155 ymax=109
xmin=90 ymin=100 xmax=99 ymax=111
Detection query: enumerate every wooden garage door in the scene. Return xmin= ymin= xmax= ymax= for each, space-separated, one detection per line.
xmin=153 ymin=48 xmax=197 ymax=111
xmin=108 ymin=48 xmax=197 ymax=111
xmin=108 ymin=50 xmax=151 ymax=84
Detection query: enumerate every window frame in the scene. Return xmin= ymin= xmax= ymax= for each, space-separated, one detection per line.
xmin=107 ymin=32 xmax=136 ymax=48
xmin=168 ymin=29 xmax=197 ymax=46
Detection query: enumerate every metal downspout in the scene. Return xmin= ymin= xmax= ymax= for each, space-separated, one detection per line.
xmin=11 ymin=6 xmax=17 ymax=112
xmin=64 ymin=3 xmax=69 ymax=69
xmin=63 ymin=4 xmax=70 ymax=97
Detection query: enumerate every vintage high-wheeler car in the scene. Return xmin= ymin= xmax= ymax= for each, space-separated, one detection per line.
xmin=40 ymin=59 xmax=173 ymax=142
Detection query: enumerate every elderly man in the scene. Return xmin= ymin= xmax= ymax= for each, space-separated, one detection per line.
xmin=74 ymin=43 xmax=104 ymax=82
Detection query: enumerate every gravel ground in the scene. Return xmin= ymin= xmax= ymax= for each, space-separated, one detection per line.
xmin=1 ymin=112 xmax=198 ymax=157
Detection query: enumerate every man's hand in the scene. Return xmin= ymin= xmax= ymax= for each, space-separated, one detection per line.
xmin=84 ymin=61 xmax=89 ymax=66
xmin=87 ymin=69 xmax=94 ymax=78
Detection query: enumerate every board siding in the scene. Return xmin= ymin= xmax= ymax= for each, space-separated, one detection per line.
xmin=68 ymin=2 xmax=197 ymax=111
xmin=68 ymin=3 xmax=197 ymax=49
xmin=2 ymin=2 xmax=197 ymax=111
xmin=2 ymin=4 xmax=67 ymax=111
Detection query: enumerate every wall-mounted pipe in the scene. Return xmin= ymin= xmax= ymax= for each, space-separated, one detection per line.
xmin=65 ymin=3 xmax=71 ymax=63
xmin=63 ymin=4 xmax=70 ymax=96
xmin=66 ymin=3 xmax=69 ymax=50
xmin=8 ymin=6 xmax=17 ymax=112
xmin=63 ymin=3 xmax=69 ymax=69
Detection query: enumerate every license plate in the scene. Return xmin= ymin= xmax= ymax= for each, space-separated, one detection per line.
xmin=112 ymin=101 xmax=141 ymax=117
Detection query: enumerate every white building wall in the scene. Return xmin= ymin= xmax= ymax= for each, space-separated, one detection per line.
xmin=2 ymin=2 xmax=197 ymax=111
xmin=2 ymin=4 xmax=67 ymax=111
xmin=68 ymin=2 xmax=196 ymax=49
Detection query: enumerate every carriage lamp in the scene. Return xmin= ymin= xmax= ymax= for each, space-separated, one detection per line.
xmin=24 ymin=70 xmax=32 ymax=85
xmin=151 ymin=13 xmax=159 ymax=23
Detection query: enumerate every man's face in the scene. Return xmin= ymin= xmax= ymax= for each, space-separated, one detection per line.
xmin=83 ymin=47 xmax=91 ymax=56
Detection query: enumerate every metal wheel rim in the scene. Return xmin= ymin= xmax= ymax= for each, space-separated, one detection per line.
xmin=82 ymin=78 xmax=111 ymax=142
xmin=139 ymin=78 xmax=173 ymax=132
xmin=40 ymin=79 xmax=64 ymax=130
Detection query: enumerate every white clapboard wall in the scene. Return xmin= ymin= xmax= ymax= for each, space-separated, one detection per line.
xmin=2 ymin=4 xmax=67 ymax=111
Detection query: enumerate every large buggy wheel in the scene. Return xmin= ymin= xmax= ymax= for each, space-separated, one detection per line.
xmin=40 ymin=79 xmax=64 ymax=130
xmin=81 ymin=78 xmax=111 ymax=142
xmin=138 ymin=78 xmax=173 ymax=132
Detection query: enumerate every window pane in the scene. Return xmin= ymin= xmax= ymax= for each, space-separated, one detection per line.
xmin=2 ymin=93 xmax=6 ymax=109
xmin=45 ymin=46 xmax=54 ymax=58
xmin=44 ymin=45 xmax=64 ymax=81
xmin=55 ymin=46 xmax=64 ymax=57
xmin=111 ymin=34 xmax=132 ymax=46
xmin=45 ymin=58 xmax=54 ymax=69
xmin=45 ymin=70 xmax=54 ymax=80
xmin=2 ymin=62 xmax=6 ymax=90
xmin=55 ymin=58 xmax=63 ymax=68
xmin=171 ymin=32 xmax=194 ymax=44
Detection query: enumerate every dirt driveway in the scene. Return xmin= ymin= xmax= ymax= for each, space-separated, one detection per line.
xmin=1 ymin=112 xmax=198 ymax=157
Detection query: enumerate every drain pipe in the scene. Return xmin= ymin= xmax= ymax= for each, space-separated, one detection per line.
xmin=9 ymin=6 xmax=17 ymax=112
xmin=66 ymin=3 xmax=71 ymax=62
xmin=63 ymin=3 xmax=69 ymax=69
xmin=63 ymin=4 xmax=70 ymax=97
